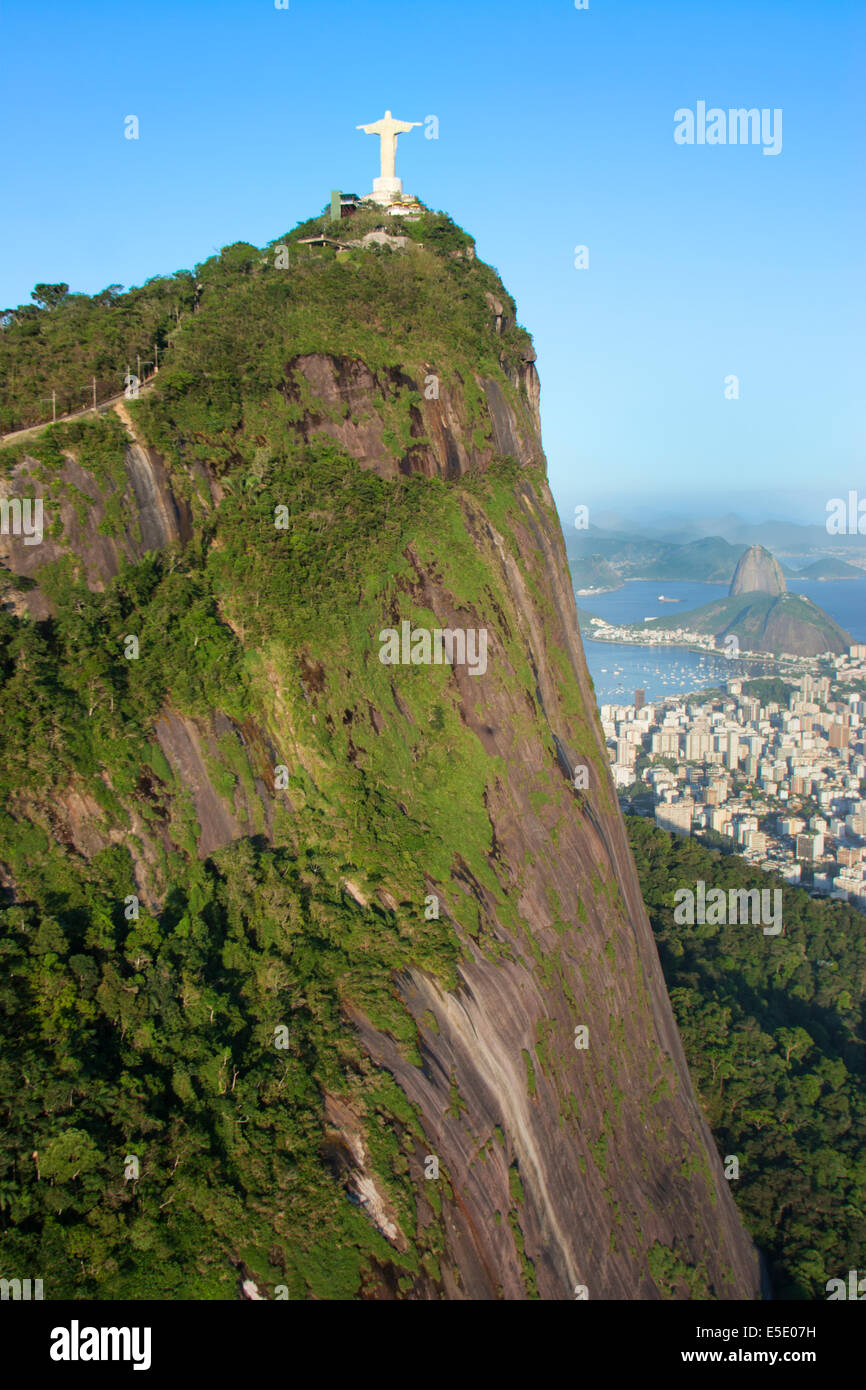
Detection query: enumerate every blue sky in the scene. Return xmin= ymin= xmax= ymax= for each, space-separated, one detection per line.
xmin=1 ymin=0 xmax=863 ymax=526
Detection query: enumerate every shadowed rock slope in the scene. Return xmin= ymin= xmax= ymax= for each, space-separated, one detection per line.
xmin=0 ymin=209 xmax=760 ymax=1299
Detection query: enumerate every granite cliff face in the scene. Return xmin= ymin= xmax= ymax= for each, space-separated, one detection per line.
xmin=0 ymin=215 xmax=761 ymax=1298
xmin=729 ymin=544 xmax=786 ymax=598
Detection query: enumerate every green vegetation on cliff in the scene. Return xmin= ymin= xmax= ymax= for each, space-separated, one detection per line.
xmin=0 ymin=432 xmax=568 ymax=1295
xmin=0 ymin=211 xmax=613 ymax=1299
xmin=0 ymin=206 xmax=529 ymax=438
xmin=641 ymin=589 xmax=852 ymax=657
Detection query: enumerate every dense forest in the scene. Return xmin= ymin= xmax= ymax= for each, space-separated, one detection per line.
xmin=0 ymin=276 xmax=195 ymax=434
xmin=629 ymin=816 xmax=866 ymax=1299
xmin=0 ymin=205 xmax=524 ymax=437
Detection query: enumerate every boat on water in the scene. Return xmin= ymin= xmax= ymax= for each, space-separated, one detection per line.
xmin=657 ymin=595 xmax=680 ymax=602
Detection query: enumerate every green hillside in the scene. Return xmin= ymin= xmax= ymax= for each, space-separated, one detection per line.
xmin=641 ymin=590 xmax=851 ymax=656
xmin=0 ymin=206 xmax=528 ymax=436
xmin=629 ymin=817 xmax=866 ymax=1299
xmin=569 ymin=553 xmax=622 ymax=591
xmin=566 ymin=532 xmax=744 ymax=584
xmin=796 ymin=556 xmax=865 ymax=581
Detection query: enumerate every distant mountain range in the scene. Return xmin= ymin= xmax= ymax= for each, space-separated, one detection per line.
xmin=568 ymin=516 xmax=866 ymax=592
xmin=569 ymin=533 xmax=748 ymax=590
xmin=795 ymin=556 xmax=865 ymax=581
xmin=588 ymin=509 xmax=866 ymax=552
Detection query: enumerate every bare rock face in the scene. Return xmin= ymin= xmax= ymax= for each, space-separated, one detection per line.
xmin=281 ymin=354 xmax=543 ymax=481
xmin=345 ymin=463 xmax=761 ymax=1300
xmin=0 ymin=425 xmax=192 ymax=610
xmin=729 ymin=544 xmax=786 ymax=597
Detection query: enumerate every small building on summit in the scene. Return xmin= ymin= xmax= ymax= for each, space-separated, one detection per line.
xmin=330 ymin=191 xmax=362 ymax=221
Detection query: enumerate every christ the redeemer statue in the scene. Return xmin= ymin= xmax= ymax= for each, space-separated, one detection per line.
xmin=357 ymin=109 xmax=421 ymax=203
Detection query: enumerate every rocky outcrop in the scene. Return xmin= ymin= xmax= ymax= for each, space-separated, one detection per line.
xmin=0 ymin=423 xmax=192 ymax=612
xmin=342 ymin=470 xmax=760 ymax=1299
xmin=282 ymin=353 xmax=543 ymax=481
xmin=729 ymin=544 xmax=786 ymax=597
xmin=650 ymin=542 xmax=850 ymax=655
xmin=0 ymin=240 xmax=762 ymax=1300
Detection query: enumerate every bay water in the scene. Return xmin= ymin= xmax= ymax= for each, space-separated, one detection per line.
xmin=578 ymin=578 xmax=866 ymax=706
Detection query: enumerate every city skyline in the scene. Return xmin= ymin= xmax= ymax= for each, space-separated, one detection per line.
xmin=603 ymin=655 xmax=866 ymax=912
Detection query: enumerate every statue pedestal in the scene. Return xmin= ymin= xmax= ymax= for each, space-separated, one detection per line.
xmin=364 ymin=176 xmax=403 ymax=206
